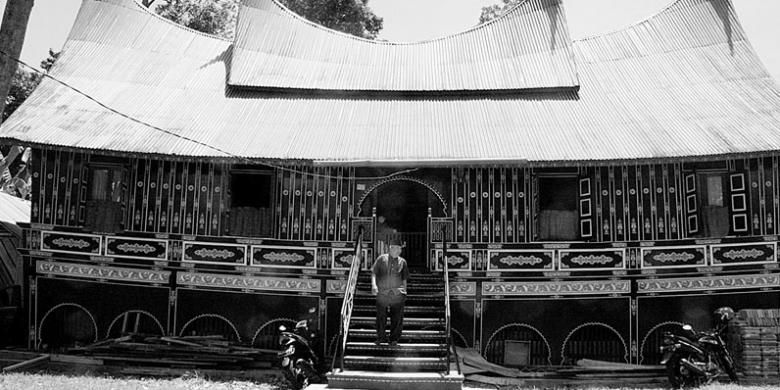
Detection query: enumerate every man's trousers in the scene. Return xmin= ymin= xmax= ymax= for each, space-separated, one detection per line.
xmin=376 ymin=291 xmax=406 ymax=342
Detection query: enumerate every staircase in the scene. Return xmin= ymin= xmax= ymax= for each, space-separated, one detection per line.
xmin=328 ymin=272 xmax=463 ymax=390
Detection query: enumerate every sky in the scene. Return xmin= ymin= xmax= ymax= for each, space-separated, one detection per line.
xmin=2 ymin=0 xmax=780 ymax=83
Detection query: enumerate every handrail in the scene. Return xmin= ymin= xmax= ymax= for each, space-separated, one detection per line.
xmin=331 ymin=227 xmax=364 ymax=372
xmin=442 ymin=230 xmax=461 ymax=375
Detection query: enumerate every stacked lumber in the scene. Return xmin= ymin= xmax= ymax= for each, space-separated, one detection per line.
xmin=68 ymin=334 xmax=278 ymax=370
xmin=727 ymin=309 xmax=780 ymax=384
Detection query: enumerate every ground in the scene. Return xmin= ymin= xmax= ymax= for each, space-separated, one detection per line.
xmin=0 ymin=372 xmax=777 ymax=390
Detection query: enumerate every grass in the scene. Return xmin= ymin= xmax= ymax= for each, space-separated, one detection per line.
xmin=0 ymin=371 xmax=293 ymax=390
xmin=1 ymin=372 xmax=777 ymax=390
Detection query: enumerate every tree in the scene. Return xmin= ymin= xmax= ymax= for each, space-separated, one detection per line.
xmin=155 ymin=0 xmax=382 ymax=40
xmin=479 ymin=0 xmax=520 ymax=24
xmin=2 ymin=49 xmax=59 ymax=122
xmin=0 ymin=0 xmax=34 ymax=120
xmin=156 ymin=0 xmax=237 ymax=39
xmin=1 ymin=49 xmax=58 ymax=199
xmin=280 ymin=0 xmax=382 ymax=39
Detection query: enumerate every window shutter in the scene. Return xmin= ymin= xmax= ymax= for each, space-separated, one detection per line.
xmin=729 ymin=173 xmax=748 ymax=233
xmin=579 ymin=178 xmax=593 ymax=239
xmin=684 ymin=173 xmax=698 ymax=234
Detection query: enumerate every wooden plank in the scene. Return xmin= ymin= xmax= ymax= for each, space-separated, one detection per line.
xmin=50 ymin=354 xmax=104 ymax=365
xmin=1 ymin=354 xmax=50 ymax=373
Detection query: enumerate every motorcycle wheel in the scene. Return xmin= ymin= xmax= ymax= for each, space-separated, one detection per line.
xmin=718 ymin=355 xmax=739 ymax=383
xmin=296 ymin=359 xmax=319 ymax=388
xmin=666 ymin=355 xmax=702 ymax=389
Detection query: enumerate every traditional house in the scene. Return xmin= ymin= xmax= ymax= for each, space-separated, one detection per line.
xmin=1 ymin=0 xmax=779 ymax=377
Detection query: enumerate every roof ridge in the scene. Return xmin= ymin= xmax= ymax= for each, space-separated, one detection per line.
xmin=246 ymin=0 xmax=557 ymax=46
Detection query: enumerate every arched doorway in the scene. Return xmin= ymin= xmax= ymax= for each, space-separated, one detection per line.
xmin=360 ymin=179 xmax=446 ymax=272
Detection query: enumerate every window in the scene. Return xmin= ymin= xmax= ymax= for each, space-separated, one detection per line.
xmin=698 ymin=173 xmax=728 ymax=237
xmin=538 ymin=176 xmax=578 ymax=241
xmin=228 ymin=170 xmax=274 ymax=237
xmin=85 ymin=165 xmax=125 ymax=233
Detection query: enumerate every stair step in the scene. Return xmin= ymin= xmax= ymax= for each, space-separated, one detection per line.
xmin=353 ymin=305 xmax=444 ymax=315
xmin=349 ymin=329 xmax=446 ymax=343
xmin=351 ymin=316 xmax=444 ymax=326
xmin=346 ymin=342 xmax=447 ymax=356
xmin=344 ymin=356 xmax=449 ymax=372
xmin=326 ymin=369 xmax=464 ymax=390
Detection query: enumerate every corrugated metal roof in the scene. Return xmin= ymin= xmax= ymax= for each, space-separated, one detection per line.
xmin=0 ymin=192 xmax=29 ymax=224
xmin=2 ymin=0 xmax=780 ymax=165
xmin=229 ymin=0 xmax=580 ymax=91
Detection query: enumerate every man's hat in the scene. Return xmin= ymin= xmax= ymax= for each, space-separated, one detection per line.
xmin=387 ymin=238 xmax=404 ymax=247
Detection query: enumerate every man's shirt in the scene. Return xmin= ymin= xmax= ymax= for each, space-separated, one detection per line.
xmin=372 ymin=254 xmax=409 ymax=294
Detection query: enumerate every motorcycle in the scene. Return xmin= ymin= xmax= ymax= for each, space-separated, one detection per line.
xmin=660 ymin=307 xmax=739 ymax=388
xmin=278 ymin=317 xmax=322 ymax=390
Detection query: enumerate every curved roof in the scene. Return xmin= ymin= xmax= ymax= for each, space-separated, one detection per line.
xmin=1 ymin=0 xmax=780 ymax=166
xmin=230 ymin=0 xmax=579 ymax=91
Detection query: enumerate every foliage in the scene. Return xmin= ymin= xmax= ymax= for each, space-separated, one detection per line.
xmin=155 ymin=0 xmax=382 ymax=40
xmin=2 ymin=67 xmax=39 ymax=122
xmin=479 ymin=0 xmax=521 ymax=24
xmin=279 ymin=0 xmax=383 ymax=39
xmin=2 ymin=49 xmax=60 ymax=122
xmin=155 ymin=0 xmax=238 ymax=39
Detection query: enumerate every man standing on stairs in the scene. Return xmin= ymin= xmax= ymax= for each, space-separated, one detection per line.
xmin=371 ymin=238 xmax=409 ymax=346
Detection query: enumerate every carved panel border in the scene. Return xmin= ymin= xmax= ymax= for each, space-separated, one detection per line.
xmin=637 ymin=273 xmax=780 ymax=293
xmin=450 ymin=281 xmax=477 ymax=296
xmin=483 ymin=280 xmax=630 ymax=296
xmin=177 ymin=272 xmax=321 ymax=293
xmin=36 ymin=260 xmax=170 ymax=284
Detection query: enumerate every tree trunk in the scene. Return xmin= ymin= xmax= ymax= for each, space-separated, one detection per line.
xmin=0 ymin=0 xmax=34 ymax=122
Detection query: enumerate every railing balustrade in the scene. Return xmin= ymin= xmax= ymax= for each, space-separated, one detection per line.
xmin=332 ymin=227 xmax=364 ymax=372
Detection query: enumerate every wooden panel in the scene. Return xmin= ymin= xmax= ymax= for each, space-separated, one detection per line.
xmin=487 ymin=250 xmax=554 ymax=272
xmin=182 ymin=242 xmax=246 ymax=266
xmin=640 ymin=246 xmax=706 ymax=269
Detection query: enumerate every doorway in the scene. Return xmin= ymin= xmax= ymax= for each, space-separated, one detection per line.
xmin=360 ymin=179 xmax=445 ymax=272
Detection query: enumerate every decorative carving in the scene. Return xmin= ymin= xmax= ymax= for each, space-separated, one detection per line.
xmin=106 ymin=237 xmax=167 ymax=260
xmin=638 ymin=273 xmax=780 ymax=293
xmin=327 ymin=279 xmax=347 ymax=293
xmin=483 ymin=280 xmax=629 ymax=296
xmin=501 ymin=255 xmax=543 ymax=266
xmin=641 ymin=246 xmax=706 ymax=268
xmin=488 ymin=250 xmax=553 ymax=271
xmin=52 ymin=238 xmax=90 ymax=249
xmin=712 ymin=243 xmax=775 ymax=265
xmin=183 ymin=242 xmax=246 ymax=265
xmin=36 ymin=261 xmax=170 ymax=284
xmin=449 ymin=282 xmax=476 ymax=296
xmin=194 ymin=248 xmax=234 ymax=260
xmin=177 ymin=272 xmax=320 ymax=293
xmin=263 ymin=252 xmax=305 ymax=263
xmin=252 ymin=246 xmax=316 ymax=269
xmin=41 ymin=231 xmax=101 ymax=255
xmin=570 ymin=255 xmax=612 ymax=265
xmin=116 ymin=243 xmax=156 ymax=254
xmin=560 ymin=249 xmax=625 ymax=271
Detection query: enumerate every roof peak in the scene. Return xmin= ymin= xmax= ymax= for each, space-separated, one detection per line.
xmin=230 ymin=0 xmax=579 ymax=91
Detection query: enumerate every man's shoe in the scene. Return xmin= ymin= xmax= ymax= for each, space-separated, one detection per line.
xmin=374 ymin=339 xmax=387 ymax=345
xmin=389 ymin=340 xmax=398 ymax=346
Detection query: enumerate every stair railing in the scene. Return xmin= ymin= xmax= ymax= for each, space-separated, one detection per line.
xmin=442 ymin=230 xmax=461 ymax=375
xmin=332 ymin=227 xmax=364 ymax=372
